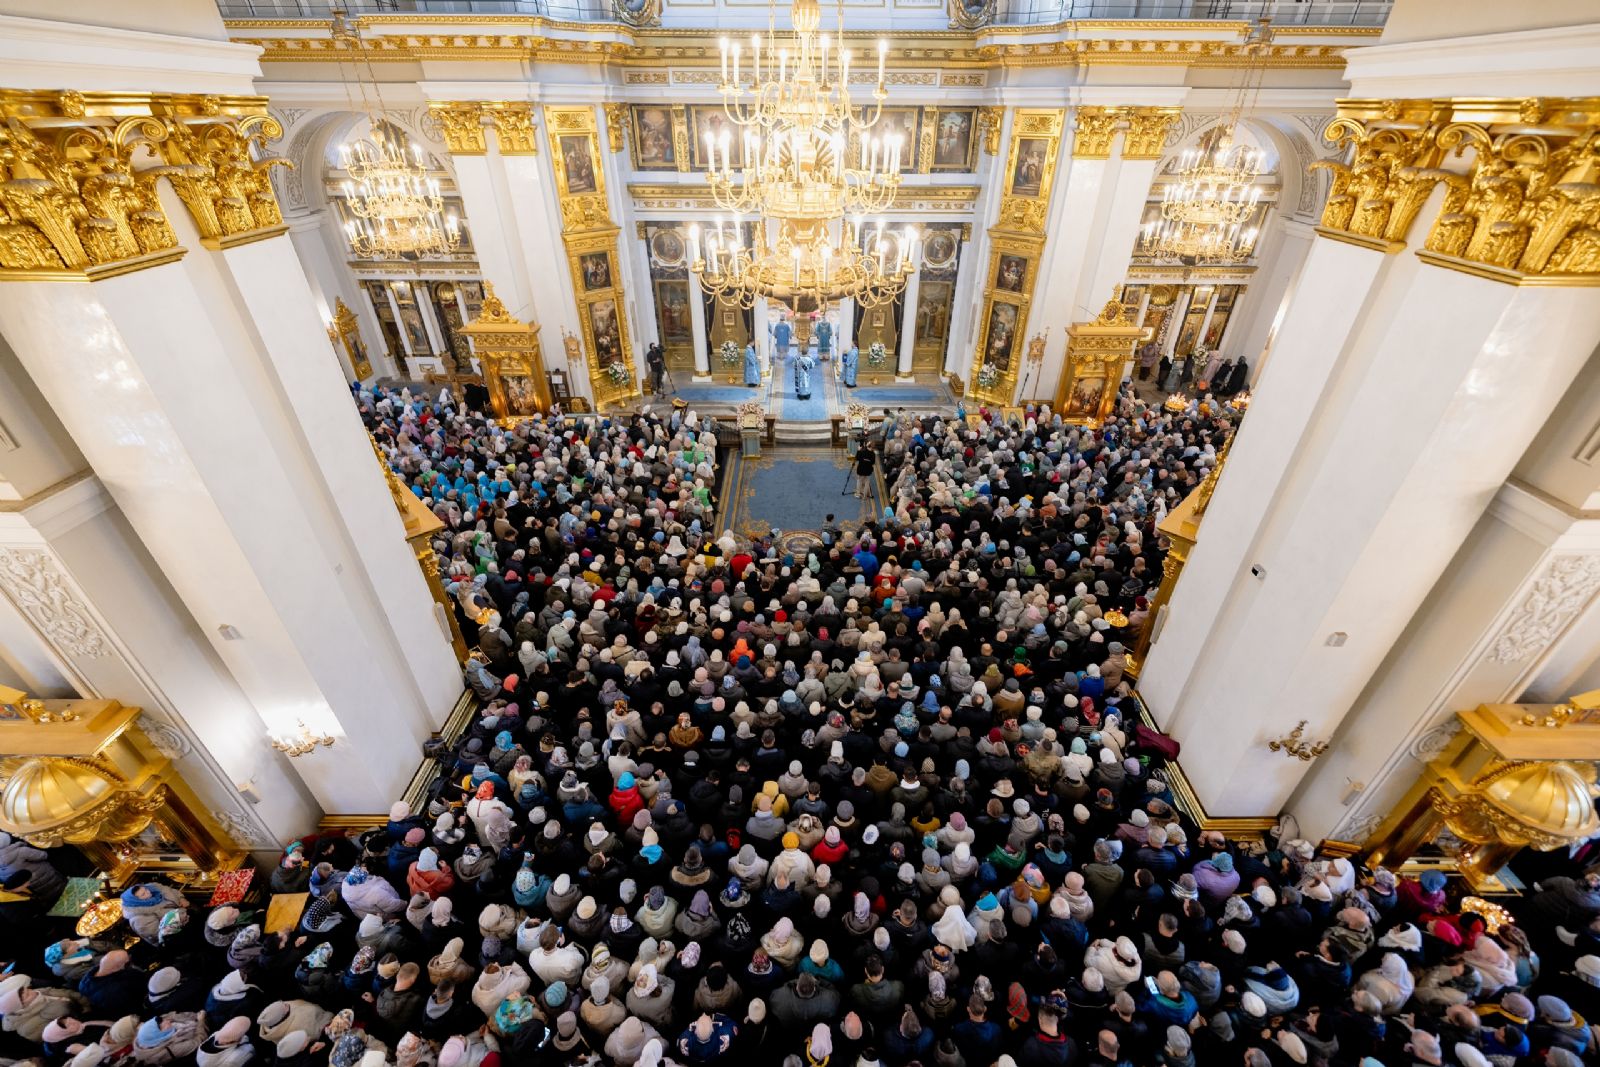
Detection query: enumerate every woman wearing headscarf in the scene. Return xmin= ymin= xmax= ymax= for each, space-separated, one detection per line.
xmin=405 ymin=848 xmax=456 ymax=900
xmin=1354 ymin=952 xmax=1416 ymax=1015
xmin=341 ymin=865 xmax=406 ymax=920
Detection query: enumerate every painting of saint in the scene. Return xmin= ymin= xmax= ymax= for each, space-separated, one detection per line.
xmin=655 ymin=280 xmax=692 ymax=346
xmin=932 ymin=109 xmax=975 ymax=171
xmin=580 ymin=252 xmax=612 ymax=292
xmin=691 ymin=107 xmax=745 ymax=170
xmin=862 ymin=108 xmax=919 ymax=168
xmin=503 ymin=372 xmax=541 ymax=417
xmin=632 ymin=105 xmax=675 ymax=169
xmin=650 ymin=228 xmax=686 ymax=267
xmin=995 ymin=254 xmax=1026 ymax=293
xmin=915 ymin=279 xmax=953 ymax=349
xmin=590 ymin=298 xmax=622 ymax=364
xmin=1066 ymin=373 xmax=1109 ymax=420
xmin=1011 ymin=137 xmax=1049 ymax=197
xmin=986 ymin=301 xmax=1018 ymax=372
xmin=560 ymin=135 xmax=597 ymax=194
xmin=923 ymin=228 xmax=958 ymax=269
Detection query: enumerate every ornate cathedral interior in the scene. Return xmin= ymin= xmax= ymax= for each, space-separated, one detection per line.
xmin=0 ymin=1 xmax=1598 ymax=1065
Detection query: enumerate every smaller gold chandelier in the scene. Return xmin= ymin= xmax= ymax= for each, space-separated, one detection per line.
xmin=1139 ymin=216 xmax=1259 ymax=264
xmin=270 ymin=720 xmax=336 ymax=758
xmin=1267 ymin=720 xmax=1330 ymax=762
xmin=331 ymin=9 xmax=461 ymax=260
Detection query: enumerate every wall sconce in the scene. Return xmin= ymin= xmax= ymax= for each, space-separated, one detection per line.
xmin=270 ymin=720 xmax=336 ymax=757
xmin=1267 ymin=720 xmax=1329 ymax=761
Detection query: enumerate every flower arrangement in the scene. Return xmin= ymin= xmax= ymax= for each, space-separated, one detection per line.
xmin=975 ymin=363 xmax=1000 ymax=388
xmin=866 ymin=342 xmax=888 ymax=367
xmin=719 ymin=340 xmax=741 ymax=366
xmin=605 ymin=361 xmax=631 ymax=385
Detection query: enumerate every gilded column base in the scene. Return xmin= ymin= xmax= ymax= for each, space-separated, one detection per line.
xmin=200 ymin=223 xmax=291 ymax=252
xmin=0 ymin=247 xmax=187 ymax=284
xmin=1127 ymin=692 xmax=1280 ymax=838
xmin=1312 ymin=226 xmax=1406 ymax=255
xmin=1415 ymin=251 xmax=1600 ymax=289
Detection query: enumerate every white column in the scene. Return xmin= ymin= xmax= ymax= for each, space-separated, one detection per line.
xmin=1288 ymin=345 xmax=1600 ymax=843
xmin=1194 ymin=289 xmax=1219 ymax=352
xmin=1145 ymin=243 xmax=1600 ymax=818
xmin=284 ymin=207 xmax=393 ymax=381
xmin=1290 ymin=486 xmax=1600 ymax=844
xmin=0 ymin=475 xmax=315 ymax=846
xmin=945 ymin=238 xmax=979 ymax=378
xmin=1231 ymin=216 xmax=1317 ymax=385
xmin=1160 ymin=289 xmax=1191 ymax=358
xmin=1135 ymin=288 xmax=1152 ymax=328
xmin=896 ymin=268 xmax=921 ymax=380
xmin=206 ymin=236 xmax=462 ymax=714
xmin=753 ymin=296 xmax=771 ymax=376
xmin=688 ymin=284 xmax=711 ymax=377
xmin=1028 ymin=107 xmax=1171 ymax=400
xmin=839 ymin=297 xmax=857 ymax=362
xmin=414 ymin=286 xmax=448 ymax=355
xmin=449 ymin=152 xmax=534 ymax=315
xmin=0 ymin=250 xmax=449 ymax=814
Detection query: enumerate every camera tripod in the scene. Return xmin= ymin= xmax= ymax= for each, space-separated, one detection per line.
xmin=651 ymin=361 xmax=676 ymax=397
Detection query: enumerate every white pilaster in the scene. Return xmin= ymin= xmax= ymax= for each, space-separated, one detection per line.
xmin=896 ymin=268 xmax=921 ymax=379
xmin=689 ymin=283 xmax=711 ymax=378
xmin=1146 ymin=241 xmax=1600 ymax=818
xmin=0 ymin=252 xmax=447 ymax=814
xmin=1160 ymin=289 xmax=1191 ymax=359
xmin=0 ymin=475 xmax=315 ymax=847
xmin=1233 ymin=216 xmax=1317 ymax=385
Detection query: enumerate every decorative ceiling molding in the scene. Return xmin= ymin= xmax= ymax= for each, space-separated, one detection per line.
xmin=230 ymin=27 xmax=1358 ymax=71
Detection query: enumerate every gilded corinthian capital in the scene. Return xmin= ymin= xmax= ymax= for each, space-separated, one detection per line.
xmin=155 ymin=112 xmax=291 ymax=244
xmin=1072 ymin=107 xmax=1119 ymax=159
xmin=1316 ymin=96 xmax=1600 ymax=280
xmin=429 ymin=102 xmax=487 ymax=155
xmin=485 ymin=104 xmax=538 ymax=156
xmin=0 ymin=89 xmax=287 ymax=277
xmin=1421 ymin=104 xmax=1600 ymax=280
xmin=1121 ymin=108 xmax=1181 ymax=159
xmin=1311 ymin=102 xmax=1454 ymax=250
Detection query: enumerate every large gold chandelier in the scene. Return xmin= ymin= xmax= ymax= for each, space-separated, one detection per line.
xmin=689 ymin=0 xmax=917 ymax=309
xmin=331 ymin=10 xmax=461 ymax=259
xmin=1140 ymin=216 xmax=1260 ymax=264
xmin=1143 ymin=18 xmax=1272 ymax=263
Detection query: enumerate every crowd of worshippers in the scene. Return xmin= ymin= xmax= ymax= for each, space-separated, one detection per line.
xmin=3 ymin=387 xmax=1600 ymax=1067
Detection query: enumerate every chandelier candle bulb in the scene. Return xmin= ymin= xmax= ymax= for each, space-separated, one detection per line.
xmin=877 ymin=39 xmax=886 ymax=85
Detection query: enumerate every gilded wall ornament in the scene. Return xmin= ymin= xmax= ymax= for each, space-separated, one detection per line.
xmin=977 ymin=107 xmax=1003 ymax=155
xmin=602 ymin=103 xmax=629 ymax=154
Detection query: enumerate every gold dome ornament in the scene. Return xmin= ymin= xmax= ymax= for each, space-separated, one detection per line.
xmin=0 ymin=757 xmax=166 ymax=848
xmin=1480 ymin=761 xmax=1599 ymax=843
